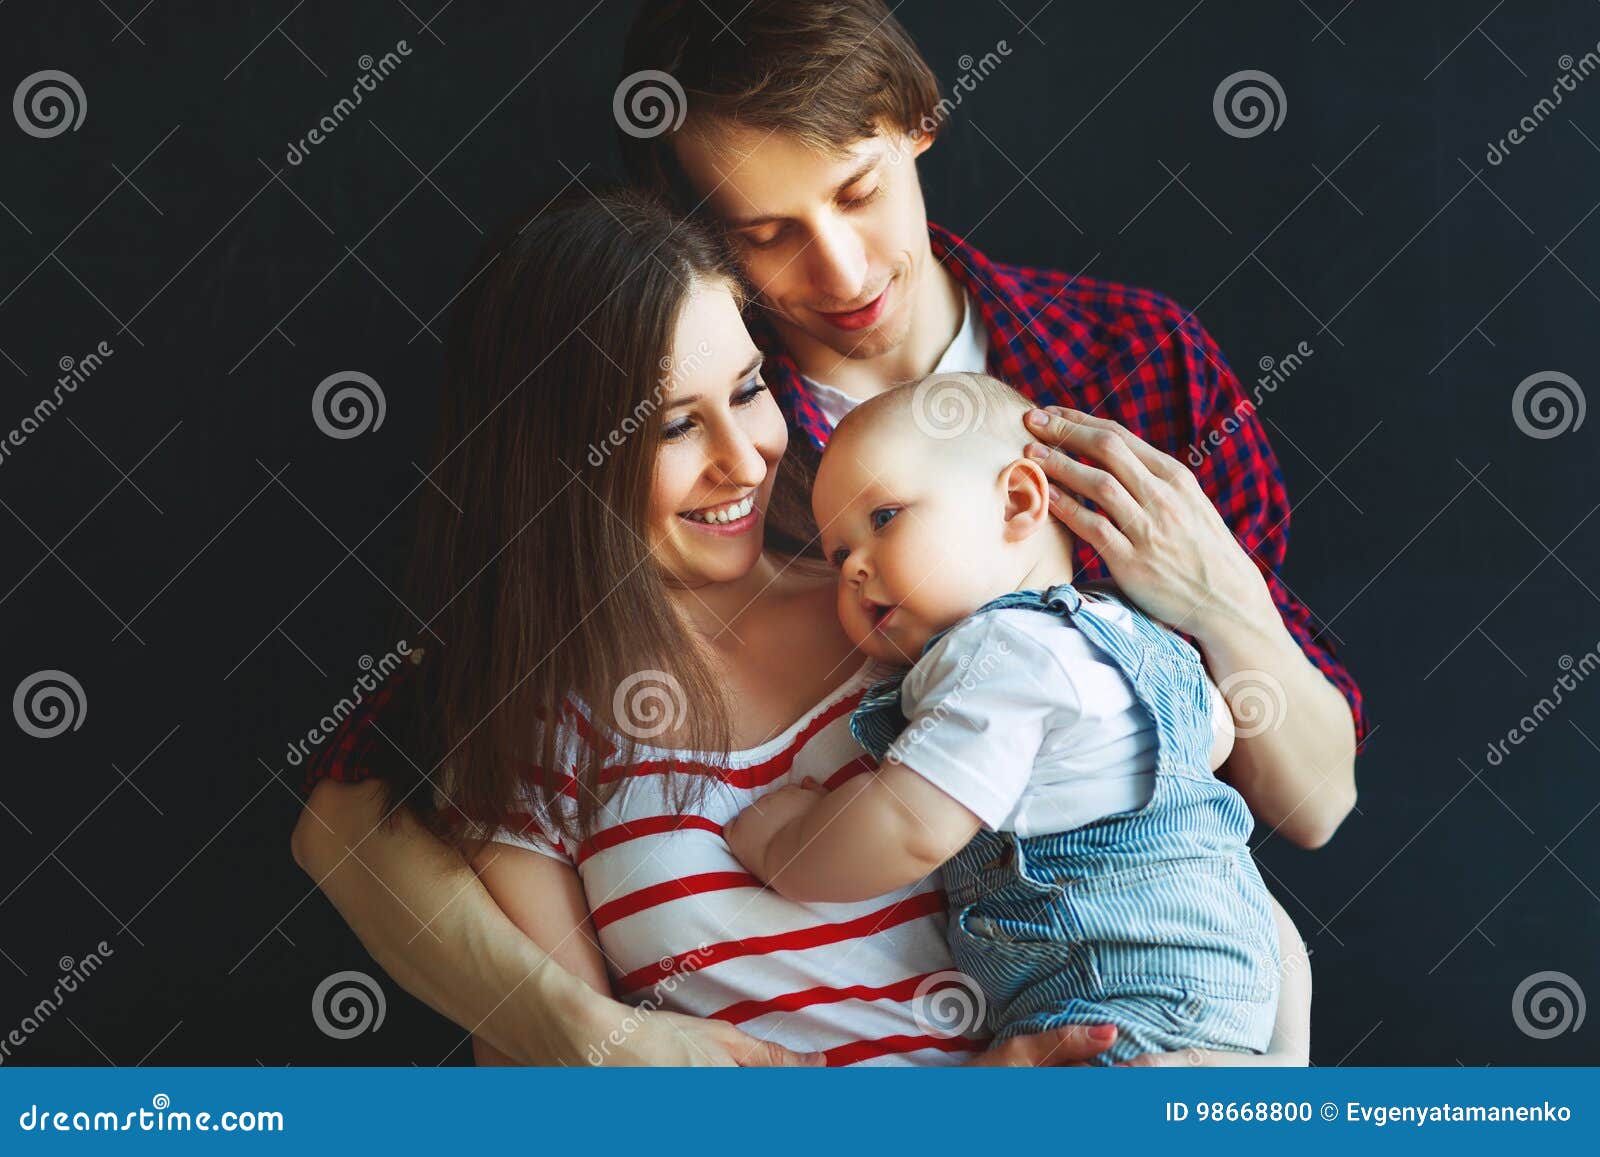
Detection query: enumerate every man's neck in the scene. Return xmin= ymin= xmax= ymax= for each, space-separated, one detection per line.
xmin=789 ymin=259 xmax=965 ymax=399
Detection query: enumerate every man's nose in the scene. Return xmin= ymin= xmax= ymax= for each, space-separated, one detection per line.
xmin=809 ymin=219 xmax=868 ymax=305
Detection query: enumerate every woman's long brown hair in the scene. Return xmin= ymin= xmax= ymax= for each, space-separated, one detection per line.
xmin=382 ymin=187 xmax=817 ymax=848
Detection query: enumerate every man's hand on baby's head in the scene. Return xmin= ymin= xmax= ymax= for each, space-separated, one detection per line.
xmin=724 ymin=782 xmax=827 ymax=882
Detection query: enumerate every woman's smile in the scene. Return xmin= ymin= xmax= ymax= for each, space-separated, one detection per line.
xmin=679 ymin=491 xmax=760 ymax=535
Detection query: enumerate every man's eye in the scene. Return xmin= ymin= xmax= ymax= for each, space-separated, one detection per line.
xmin=741 ymin=227 xmax=782 ymax=249
xmin=841 ymin=183 xmax=882 ymax=210
xmin=870 ymin=507 xmax=900 ymax=531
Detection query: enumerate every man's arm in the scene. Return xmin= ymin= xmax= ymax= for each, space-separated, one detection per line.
xmin=725 ymin=768 xmax=982 ymax=904
xmin=292 ymin=779 xmax=822 ymax=1066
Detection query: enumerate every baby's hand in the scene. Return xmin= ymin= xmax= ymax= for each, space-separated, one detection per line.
xmin=725 ymin=780 xmax=828 ymax=883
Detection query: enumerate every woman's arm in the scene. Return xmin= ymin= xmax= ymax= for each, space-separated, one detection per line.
xmin=292 ymin=778 xmax=822 ymax=1066
xmin=467 ymin=842 xmax=610 ymax=1066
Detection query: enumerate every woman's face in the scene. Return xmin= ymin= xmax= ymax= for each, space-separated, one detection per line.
xmin=647 ymin=279 xmax=789 ymax=588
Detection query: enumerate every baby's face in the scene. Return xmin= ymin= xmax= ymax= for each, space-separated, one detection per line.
xmin=813 ymin=425 xmax=1014 ymax=663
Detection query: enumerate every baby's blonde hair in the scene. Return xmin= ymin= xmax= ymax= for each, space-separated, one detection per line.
xmin=830 ymin=371 xmax=1037 ymax=460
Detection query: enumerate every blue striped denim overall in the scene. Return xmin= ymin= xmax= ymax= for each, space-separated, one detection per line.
xmin=852 ymin=583 xmax=1281 ymax=1062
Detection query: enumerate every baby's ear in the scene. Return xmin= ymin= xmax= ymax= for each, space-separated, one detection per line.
xmin=999 ymin=458 xmax=1052 ymax=541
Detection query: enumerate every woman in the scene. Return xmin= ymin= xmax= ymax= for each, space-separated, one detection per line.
xmin=292 ymin=188 xmax=1311 ymax=1065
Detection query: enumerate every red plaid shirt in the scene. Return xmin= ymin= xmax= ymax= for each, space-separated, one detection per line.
xmin=304 ymin=223 xmax=1363 ymax=793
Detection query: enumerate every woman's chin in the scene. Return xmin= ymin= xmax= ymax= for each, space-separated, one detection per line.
xmin=672 ymin=537 xmax=766 ymax=586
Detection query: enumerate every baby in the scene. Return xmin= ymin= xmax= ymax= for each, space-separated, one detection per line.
xmin=724 ymin=372 xmax=1281 ymax=1063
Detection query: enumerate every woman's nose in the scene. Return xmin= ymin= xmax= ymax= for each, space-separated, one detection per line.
xmin=707 ymin=430 xmax=767 ymax=489
xmin=809 ymin=218 xmax=868 ymax=304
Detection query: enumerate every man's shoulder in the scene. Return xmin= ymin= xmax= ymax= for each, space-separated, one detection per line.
xmin=988 ymin=255 xmax=1196 ymax=339
xmin=935 ymin=223 xmax=1201 ymax=346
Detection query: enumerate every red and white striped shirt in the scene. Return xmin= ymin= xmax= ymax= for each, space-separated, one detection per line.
xmin=489 ymin=660 xmax=985 ymax=1067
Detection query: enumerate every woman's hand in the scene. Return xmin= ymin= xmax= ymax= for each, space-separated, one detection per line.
xmin=1022 ymin=406 xmax=1275 ymax=641
xmin=964 ymin=1024 xmax=1119 ymax=1066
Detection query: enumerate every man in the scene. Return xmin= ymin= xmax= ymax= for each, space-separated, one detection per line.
xmin=294 ymin=0 xmax=1355 ymax=1065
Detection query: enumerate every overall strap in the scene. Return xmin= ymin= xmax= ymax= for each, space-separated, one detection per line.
xmin=848 ymin=585 xmax=1092 ymax=760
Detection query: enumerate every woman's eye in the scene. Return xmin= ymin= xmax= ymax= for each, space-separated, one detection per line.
xmin=741 ymin=228 xmax=782 ymax=250
xmin=870 ymin=506 xmax=900 ymax=532
xmin=733 ymin=376 xmax=768 ymax=405
xmin=661 ymin=419 xmax=692 ymax=442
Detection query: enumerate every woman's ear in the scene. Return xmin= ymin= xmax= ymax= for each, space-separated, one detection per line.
xmin=999 ymin=458 xmax=1052 ymax=542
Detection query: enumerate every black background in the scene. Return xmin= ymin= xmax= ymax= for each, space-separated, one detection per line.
xmin=1 ymin=1 xmax=1596 ymax=1066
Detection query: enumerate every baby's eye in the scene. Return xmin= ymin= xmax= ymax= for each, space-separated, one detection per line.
xmin=828 ymin=547 xmax=850 ymax=569
xmin=870 ymin=506 xmax=900 ymax=532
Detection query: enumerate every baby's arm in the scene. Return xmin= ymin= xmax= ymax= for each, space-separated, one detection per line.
xmin=725 ymin=766 xmax=982 ymax=905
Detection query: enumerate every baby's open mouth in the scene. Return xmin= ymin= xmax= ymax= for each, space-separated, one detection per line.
xmin=864 ymin=600 xmax=897 ymax=630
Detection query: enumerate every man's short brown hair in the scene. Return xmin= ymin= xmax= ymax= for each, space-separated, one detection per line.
xmin=620 ymin=0 xmax=942 ymax=205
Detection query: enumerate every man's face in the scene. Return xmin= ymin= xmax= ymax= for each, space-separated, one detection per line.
xmin=673 ymin=122 xmax=934 ymax=362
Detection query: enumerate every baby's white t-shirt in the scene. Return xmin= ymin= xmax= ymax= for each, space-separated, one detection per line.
xmin=883 ymin=600 xmax=1230 ymax=837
